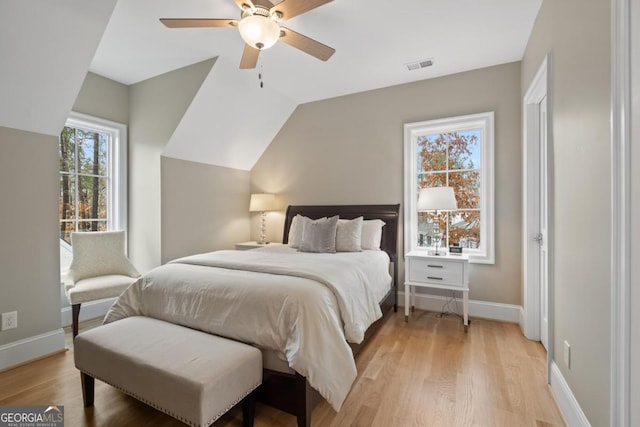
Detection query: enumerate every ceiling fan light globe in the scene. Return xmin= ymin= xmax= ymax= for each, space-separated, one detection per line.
xmin=238 ymin=15 xmax=280 ymax=50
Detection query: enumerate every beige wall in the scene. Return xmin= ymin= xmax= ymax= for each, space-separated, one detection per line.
xmin=73 ymin=72 xmax=129 ymax=125
xmin=161 ymin=157 xmax=250 ymax=263
xmin=522 ymin=0 xmax=611 ymax=425
xmin=251 ymin=62 xmax=522 ymax=305
xmin=0 ymin=127 xmax=61 ymax=345
xmin=129 ymin=59 xmax=215 ymax=273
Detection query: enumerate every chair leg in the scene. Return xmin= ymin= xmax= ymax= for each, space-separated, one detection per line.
xmin=81 ymin=372 xmax=95 ymax=408
xmin=72 ymin=304 xmax=81 ymax=338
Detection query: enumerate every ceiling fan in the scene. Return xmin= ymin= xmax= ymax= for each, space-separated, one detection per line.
xmin=160 ymin=0 xmax=336 ymax=69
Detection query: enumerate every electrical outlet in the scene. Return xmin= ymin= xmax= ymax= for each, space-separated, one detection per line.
xmin=564 ymin=340 xmax=571 ymax=369
xmin=1 ymin=311 xmax=17 ymax=331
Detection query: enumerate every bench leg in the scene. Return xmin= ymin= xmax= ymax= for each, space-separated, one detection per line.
xmin=242 ymin=391 xmax=256 ymax=427
xmin=72 ymin=304 xmax=81 ymax=338
xmin=81 ymin=372 xmax=94 ymax=408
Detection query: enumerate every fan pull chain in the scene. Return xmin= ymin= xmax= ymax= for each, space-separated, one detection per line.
xmin=258 ymin=62 xmax=264 ymax=88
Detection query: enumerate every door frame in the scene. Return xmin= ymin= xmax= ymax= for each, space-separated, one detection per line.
xmin=522 ymin=54 xmax=554 ymax=380
xmin=611 ymin=0 xmax=632 ymax=424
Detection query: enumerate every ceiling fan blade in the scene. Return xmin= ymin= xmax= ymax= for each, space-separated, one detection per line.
xmin=240 ymin=44 xmax=260 ymax=69
xmin=253 ymin=0 xmax=275 ymax=8
xmin=271 ymin=0 xmax=332 ymax=21
xmin=234 ymin=0 xmax=274 ymax=12
xmin=160 ymin=18 xmax=238 ymax=28
xmin=233 ymin=0 xmax=253 ymax=11
xmin=279 ymin=27 xmax=335 ymax=61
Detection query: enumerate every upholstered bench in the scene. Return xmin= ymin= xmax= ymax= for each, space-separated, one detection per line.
xmin=74 ymin=316 xmax=262 ymax=427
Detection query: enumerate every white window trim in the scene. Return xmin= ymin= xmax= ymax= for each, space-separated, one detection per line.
xmin=63 ymin=111 xmax=128 ymax=236
xmin=404 ymin=111 xmax=495 ymax=264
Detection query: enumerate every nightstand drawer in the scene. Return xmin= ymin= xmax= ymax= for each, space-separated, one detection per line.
xmin=407 ymin=258 xmax=464 ymax=286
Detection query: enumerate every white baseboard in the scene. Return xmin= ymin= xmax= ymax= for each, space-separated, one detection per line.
xmin=0 ymin=329 xmax=65 ymax=371
xmin=60 ymin=297 xmax=116 ymax=327
xmin=398 ymin=291 xmax=521 ymax=323
xmin=550 ymin=361 xmax=590 ymax=426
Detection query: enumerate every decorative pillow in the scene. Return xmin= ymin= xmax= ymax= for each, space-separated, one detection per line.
xmin=299 ymin=215 xmax=339 ymax=253
xmin=336 ymin=217 xmax=363 ymax=252
xmin=68 ymin=231 xmax=140 ymax=283
xmin=361 ymin=219 xmax=386 ymax=250
xmin=288 ymin=215 xmax=325 ymax=248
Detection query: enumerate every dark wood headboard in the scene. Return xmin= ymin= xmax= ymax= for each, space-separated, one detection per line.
xmin=283 ymin=204 xmax=401 ymax=262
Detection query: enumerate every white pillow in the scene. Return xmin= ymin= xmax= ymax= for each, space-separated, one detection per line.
xmin=361 ymin=219 xmax=386 ymax=250
xmin=299 ymin=216 xmax=339 ymax=253
xmin=336 ymin=217 xmax=363 ymax=252
xmin=68 ymin=231 xmax=140 ymax=283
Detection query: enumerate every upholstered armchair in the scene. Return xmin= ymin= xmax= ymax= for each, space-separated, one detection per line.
xmin=65 ymin=231 xmax=140 ymax=337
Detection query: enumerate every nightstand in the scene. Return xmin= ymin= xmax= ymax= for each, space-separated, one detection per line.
xmin=234 ymin=241 xmax=283 ymax=250
xmin=404 ymin=251 xmax=470 ymax=330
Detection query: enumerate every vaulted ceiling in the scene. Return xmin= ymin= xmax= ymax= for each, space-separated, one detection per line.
xmin=92 ymin=0 xmax=542 ymax=103
xmin=1 ymin=0 xmax=542 ymax=171
xmin=0 ymin=1 xmax=118 ymax=136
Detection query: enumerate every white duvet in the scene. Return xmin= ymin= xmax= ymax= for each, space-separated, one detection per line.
xmin=104 ymin=245 xmax=392 ymax=411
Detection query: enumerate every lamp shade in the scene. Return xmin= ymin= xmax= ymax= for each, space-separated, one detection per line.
xmin=249 ymin=193 xmax=277 ymax=212
xmin=417 ymin=187 xmax=458 ymax=211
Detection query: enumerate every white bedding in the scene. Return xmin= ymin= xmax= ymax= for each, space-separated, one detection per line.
xmin=103 ymin=245 xmax=392 ymax=411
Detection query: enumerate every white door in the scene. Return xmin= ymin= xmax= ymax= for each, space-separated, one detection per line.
xmin=539 ymin=96 xmax=549 ymax=350
xmin=523 ymin=54 xmax=551 ymax=353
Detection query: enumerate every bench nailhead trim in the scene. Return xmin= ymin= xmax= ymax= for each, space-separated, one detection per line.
xmin=80 ymin=369 xmax=261 ymax=427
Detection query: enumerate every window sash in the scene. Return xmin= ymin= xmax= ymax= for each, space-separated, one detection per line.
xmin=404 ymin=112 xmax=495 ymax=264
xmin=59 ymin=112 xmax=127 ymax=244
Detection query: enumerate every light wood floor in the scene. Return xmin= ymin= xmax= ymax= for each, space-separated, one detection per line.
xmin=0 ymin=310 xmax=566 ymax=427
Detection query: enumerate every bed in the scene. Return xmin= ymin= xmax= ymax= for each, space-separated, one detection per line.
xmin=104 ymin=204 xmax=399 ymax=427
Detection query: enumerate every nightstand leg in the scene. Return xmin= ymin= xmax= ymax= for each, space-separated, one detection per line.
xmin=463 ymin=290 xmax=469 ymax=332
xmin=404 ymin=284 xmax=410 ymax=322
xmin=411 ymin=286 xmax=416 ymax=312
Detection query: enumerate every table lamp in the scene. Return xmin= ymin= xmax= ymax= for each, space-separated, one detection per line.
xmin=249 ymin=193 xmax=277 ymax=244
xmin=417 ymin=187 xmax=458 ymax=255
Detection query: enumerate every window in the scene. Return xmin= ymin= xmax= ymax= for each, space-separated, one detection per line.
xmin=404 ymin=112 xmax=494 ymax=263
xmin=59 ymin=112 xmax=127 ymax=245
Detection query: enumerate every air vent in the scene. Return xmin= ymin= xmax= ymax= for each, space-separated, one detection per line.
xmin=406 ymin=58 xmax=434 ymax=71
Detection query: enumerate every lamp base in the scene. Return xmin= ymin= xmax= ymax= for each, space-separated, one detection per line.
xmin=427 ymin=250 xmax=447 ymax=256
xmin=258 ymin=211 xmax=268 ymax=245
